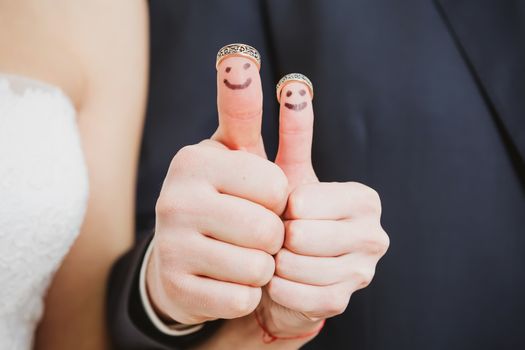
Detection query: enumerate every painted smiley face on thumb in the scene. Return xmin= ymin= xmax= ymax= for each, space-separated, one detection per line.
xmin=212 ymin=43 xmax=266 ymax=158
xmin=274 ymin=73 xmax=318 ymax=190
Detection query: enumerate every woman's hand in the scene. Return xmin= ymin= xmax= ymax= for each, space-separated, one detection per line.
xmin=256 ymin=79 xmax=390 ymax=337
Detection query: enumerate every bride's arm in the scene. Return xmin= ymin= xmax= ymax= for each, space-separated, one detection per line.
xmin=0 ymin=1 xmax=148 ymax=349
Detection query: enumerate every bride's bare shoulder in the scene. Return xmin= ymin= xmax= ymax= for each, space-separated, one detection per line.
xmin=0 ymin=0 xmax=148 ymax=110
xmin=1 ymin=2 xmax=150 ymax=348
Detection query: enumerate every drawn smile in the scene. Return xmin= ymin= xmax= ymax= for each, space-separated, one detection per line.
xmin=223 ymin=78 xmax=252 ymax=90
xmin=284 ymin=101 xmax=307 ymax=111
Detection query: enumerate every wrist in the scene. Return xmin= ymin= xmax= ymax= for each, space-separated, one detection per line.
xmin=144 ymin=250 xmax=171 ymax=322
xmin=141 ymin=238 xmax=205 ymax=335
xmin=194 ymin=313 xmax=317 ymax=350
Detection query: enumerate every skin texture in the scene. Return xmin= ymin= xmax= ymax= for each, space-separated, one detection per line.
xmin=283 ymin=87 xmax=308 ymax=111
xmin=148 ymin=56 xmax=286 ymax=326
xmin=255 ymin=81 xmax=390 ymax=338
xmin=148 ymin=57 xmax=389 ymax=348
xmin=0 ymin=1 xmax=148 ymax=349
xmin=213 ymin=56 xmax=266 ymax=156
xmin=223 ymin=62 xmax=254 ymax=89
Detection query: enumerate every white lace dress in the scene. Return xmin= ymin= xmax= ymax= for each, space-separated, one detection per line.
xmin=0 ymin=74 xmax=88 ymax=349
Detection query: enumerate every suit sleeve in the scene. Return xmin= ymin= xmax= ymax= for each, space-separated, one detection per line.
xmin=106 ymin=232 xmax=223 ymax=349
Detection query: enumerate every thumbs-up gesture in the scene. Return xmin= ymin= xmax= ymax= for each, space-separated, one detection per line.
xmin=255 ymin=74 xmax=390 ymax=340
xmin=147 ymin=45 xmax=289 ymax=325
xmin=146 ymin=44 xmax=389 ymax=345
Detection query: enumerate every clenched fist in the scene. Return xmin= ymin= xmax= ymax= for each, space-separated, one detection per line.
xmin=147 ymin=54 xmax=288 ymax=325
xmin=250 ymin=77 xmax=390 ymax=338
xmin=145 ymin=44 xmax=389 ymax=346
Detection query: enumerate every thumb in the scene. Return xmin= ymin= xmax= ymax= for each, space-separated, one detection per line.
xmin=274 ymin=73 xmax=318 ymax=189
xmin=212 ymin=43 xmax=266 ymax=157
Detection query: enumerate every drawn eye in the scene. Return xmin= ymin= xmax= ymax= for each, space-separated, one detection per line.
xmin=286 ymin=90 xmax=292 ymax=97
xmin=243 ymin=62 xmax=251 ymax=70
xmin=225 ymin=67 xmax=232 ymax=73
xmin=299 ymin=89 xmax=306 ymax=96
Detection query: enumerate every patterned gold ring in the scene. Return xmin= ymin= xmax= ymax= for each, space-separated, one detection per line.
xmin=216 ymin=43 xmax=261 ymax=70
xmin=276 ymin=73 xmax=314 ymax=103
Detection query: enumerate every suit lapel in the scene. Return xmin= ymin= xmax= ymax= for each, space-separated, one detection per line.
xmin=436 ymin=0 xmax=525 ymax=161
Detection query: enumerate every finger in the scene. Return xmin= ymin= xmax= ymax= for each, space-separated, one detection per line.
xmin=275 ymin=248 xmax=352 ymax=286
xmin=284 ymin=219 xmax=388 ymax=258
xmin=189 ymin=235 xmax=275 ymax=287
xmin=205 ymin=148 xmax=288 ymax=213
xmin=267 ymin=276 xmax=350 ymax=319
xmin=284 ymin=219 xmax=355 ymax=257
xmin=165 ymin=145 xmax=288 ymax=213
xmin=274 ymin=74 xmax=317 ymax=189
xmin=285 ymin=182 xmax=382 ymax=220
xmin=176 ymin=274 xmax=261 ymax=321
xmin=197 ymin=193 xmax=284 ymax=255
xmin=213 ymin=44 xmax=265 ymax=156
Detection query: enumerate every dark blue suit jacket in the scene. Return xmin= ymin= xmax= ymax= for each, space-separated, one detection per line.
xmin=107 ymin=1 xmax=525 ymax=349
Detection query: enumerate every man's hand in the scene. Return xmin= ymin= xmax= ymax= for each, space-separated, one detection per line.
xmin=146 ymin=55 xmax=288 ymax=325
xmin=257 ymin=79 xmax=390 ymax=337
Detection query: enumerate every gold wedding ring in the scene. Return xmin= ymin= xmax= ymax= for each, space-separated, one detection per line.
xmin=216 ymin=43 xmax=261 ymax=70
xmin=276 ymin=73 xmax=314 ymax=103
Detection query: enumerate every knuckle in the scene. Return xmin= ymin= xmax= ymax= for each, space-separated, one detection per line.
xmin=172 ymin=145 xmax=202 ymax=169
xmin=265 ymin=167 xmax=289 ymax=210
xmin=159 ymin=270 xmax=188 ymax=298
xmin=150 ymin=271 xmax=206 ymax=324
xmin=152 ymin=235 xmax=194 ymax=275
xmin=361 ymin=228 xmax=390 ymax=256
xmin=274 ymin=249 xmax=296 ymax=279
xmin=365 ymin=186 xmax=381 ymax=204
xmin=249 ymin=252 xmax=275 ymax=286
xmin=284 ymin=220 xmax=304 ymax=253
xmin=155 ymin=194 xmax=177 ymax=217
xmin=228 ymin=287 xmax=260 ymax=317
xmin=155 ymin=193 xmax=193 ymax=221
xmin=351 ymin=267 xmax=375 ymax=290
xmin=377 ymin=229 xmax=390 ymax=256
xmin=253 ymin=213 xmax=284 ymax=254
xmin=266 ymin=277 xmax=282 ymax=302
xmin=165 ymin=145 xmax=210 ymax=184
xmin=321 ymin=288 xmax=350 ymax=317
xmin=287 ymin=187 xmax=307 ymax=218
xmin=156 ymin=184 xmax=210 ymax=223
xmin=153 ymin=236 xmax=176 ymax=261
xmin=222 ymin=101 xmax=262 ymax=121
xmin=363 ymin=188 xmax=382 ymax=215
xmin=274 ymin=249 xmax=287 ymax=276
xmin=350 ymin=182 xmax=382 ymax=216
